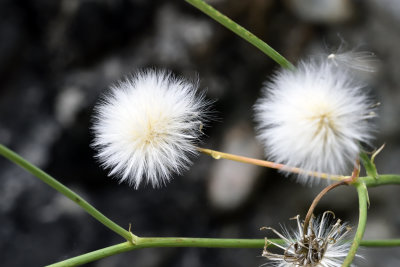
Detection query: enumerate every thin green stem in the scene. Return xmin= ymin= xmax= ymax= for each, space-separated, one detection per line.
xmin=47 ymin=237 xmax=400 ymax=267
xmin=135 ymin=237 xmax=271 ymax=248
xmin=360 ymin=239 xmax=400 ymax=247
xmin=0 ymin=144 xmax=132 ymax=242
xmin=47 ymin=238 xmax=280 ymax=267
xmin=342 ymin=182 xmax=368 ymax=266
xmin=185 ymin=0 xmax=294 ymax=69
xmin=359 ymin=174 xmax=400 ymax=187
xmin=47 ymin=242 xmax=134 ymax=267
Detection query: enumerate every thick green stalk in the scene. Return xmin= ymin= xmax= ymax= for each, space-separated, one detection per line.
xmin=0 ymin=144 xmax=132 ymax=241
xmin=342 ymin=182 xmax=368 ymax=266
xmin=185 ymin=0 xmax=294 ymax=69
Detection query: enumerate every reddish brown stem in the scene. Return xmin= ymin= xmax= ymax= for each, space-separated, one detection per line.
xmin=197 ymin=147 xmax=346 ymax=181
xmin=302 ymin=162 xmax=360 ymax=233
xmin=302 ymin=181 xmax=347 ymax=234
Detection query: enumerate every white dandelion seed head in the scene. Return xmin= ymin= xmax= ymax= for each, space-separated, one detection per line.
xmin=254 ymin=58 xmax=375 ymax=184
xmin=92 ymin=69 xmax=210 ymax=189
xmin=262 ymin=211 xmax=354 ymax=267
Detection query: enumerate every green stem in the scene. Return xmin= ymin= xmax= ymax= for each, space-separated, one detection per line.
xmin=342 ymin=182 xmax=368 ymax=266
xmin=135 ymin=237 xmax=270 ymax=249
xmin=0 ymin=144 xmax=132 ymax=242
xmin=185 ymin=0 xmax=294 ymax=69
xmin=47 ymin=238 xmax=280 ymax=267
xmin=359 ymin=151 xmax=378 ymax=179
xmin=359 ymin=174 xmax=400 ymax=187
xmin=360 ymin=239 xmax=400 ymax=247
xmin=47 ymin=242 xmax=133 ymax=267
xmin=47 ymin=237 xmax=400 ymax=267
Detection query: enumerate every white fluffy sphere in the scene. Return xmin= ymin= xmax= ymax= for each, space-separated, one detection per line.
xmin=92 ymin=70 xmax=209 ymax=188
xmin=254 ymin=58 xmax=375 ymax=184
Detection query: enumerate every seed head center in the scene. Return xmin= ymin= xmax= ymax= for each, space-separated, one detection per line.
xmin=307 ymin=103 xmax=339 ymax=139
xmin=143 ymin=120 xmax=167 ymax=145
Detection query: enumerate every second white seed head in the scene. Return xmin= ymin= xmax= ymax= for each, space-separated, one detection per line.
xmin=254 ymin=57 xmax=375 ymax=184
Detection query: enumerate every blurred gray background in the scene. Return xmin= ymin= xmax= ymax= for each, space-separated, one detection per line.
xmin=0 ymin=0 xmax=400 ymax=266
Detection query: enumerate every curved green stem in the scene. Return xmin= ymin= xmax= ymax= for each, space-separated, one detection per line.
xmin=185 ymin=0 xmax=294 ymax=69
xmin=0 ymin=144 xmax=133 ymax=242
xmin=47 ymin=237 xmax=400 ymax=267
xmin=342 ymin=182 xmax=368 ymax=266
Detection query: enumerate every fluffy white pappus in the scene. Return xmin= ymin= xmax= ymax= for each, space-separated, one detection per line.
xmin=262 ymin=212 xmax=354 ymax=267
xmin=92 ymin=69 xmax=209 ymax=189
xmin=327 ymin=50 xmax=378 ymax=73
xmin=254 ymin=58 xmax=375 ymax=184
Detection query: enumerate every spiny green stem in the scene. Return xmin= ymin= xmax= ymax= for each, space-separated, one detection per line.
xmin=342 ymin=182 xmax=368 ymax=266
xmin=47 ymin=237 xmax=400 ymax=267
xmin=360 ymin=151 xmax=379 ymax=179
xmin=185 ymin=0 xmax=294 ymax=69
xmin=0 ymin=144 xmax=133 ymax=242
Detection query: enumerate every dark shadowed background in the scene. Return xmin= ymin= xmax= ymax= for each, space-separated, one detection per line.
xmin=1 ymin=0 xmax=400 ymax=266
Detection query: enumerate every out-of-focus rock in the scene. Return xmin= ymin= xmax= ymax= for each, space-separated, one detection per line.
xmin=368 ymin=0 xmax=400 ymax=22
xmin=208 ymin=121 xmax=263 ymax=211
xmin=153 ymin=4 xmax=213 ymax=65
xmin=286 ymin=0 xmax=354 ymax=24
xmin=55 ymin=87 xmax=85 ymax=127
xmin=38 ymin=187 xmax=86 ymax=223
xmin=17 ymin=120 xmax=61 ymax=167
